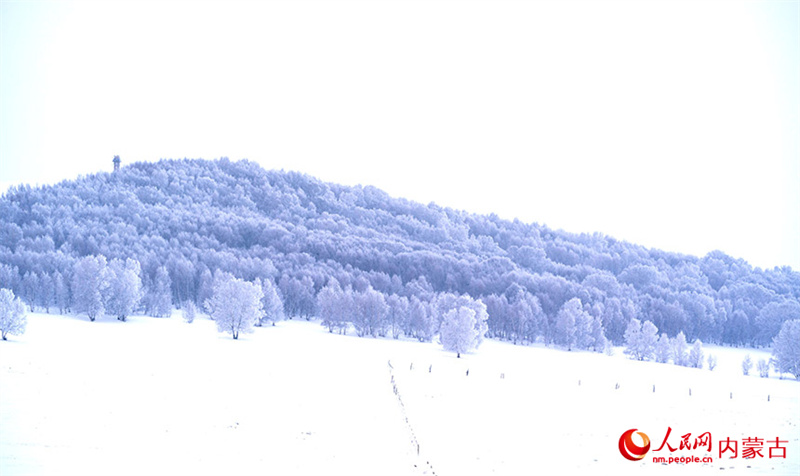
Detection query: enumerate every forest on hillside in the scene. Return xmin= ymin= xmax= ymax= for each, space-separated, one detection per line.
xmin=1 ymin=158 xmax=798 ymax=347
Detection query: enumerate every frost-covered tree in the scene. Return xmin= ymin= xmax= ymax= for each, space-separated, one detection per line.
xmin=38 ymin=273 xmax=54 ymax=313
xmin=623 ymin=318 xmax=642 ymax=359
xmin=742 ymin=354 xmax=752 ymax=376
xmin=707 ymin=354 xmax=717 ymax=371
xmin=353 ymin=286 xmax=388 ymax=338
xmin=255 ymin=278 xmax=284 ymax=326
xmin=654 ymin=333 xmax=671 ymax=363
xmin=318 ymin=280 xmax=350 ymax=334
xmin=53 ymin=271 xmax=70 ymax=314
xmin=588 ymin=315 xmax=608 ymax=353
xmin=756 ymin=301 xmax=800 ymax=346
xmin=624 ymin=318 xmax=658 ymax=361
xmin=72 ymin=255 xmax=109 ymax=321
xmin=688 ymin=339 xmax=704 ymax=369
xmin=672 ymin=331 xmax=689 ymax=367
xmin=197 ymin=268 xmax=214 ymax=308
xmin=105 ymin=258 xmax=143 ymax=322
xmin=554 ymin=298 xmax=581 ymax=350
xmin=206 ymin=275 xmax=263 ymax=339
xmin=386 ymin=294 xmax=409 ymax=339
xmin=182 ymin=300 xmax=196 ymax=323
xmin=22 ymin=271 xmax=39 ymax=312
xmin=574 ymin=308 xmax=594 ymax=351
xmin=406 ymin=296 xmax=435 ymax=342
xmin=0 ymin=288 xmax=27 ymax=340
xmin=440 ymin=306 xmax=479 ymax=358
xmin=756 ymin=359 xmax=769 ymax=378
xmin=641 ymin=321 xmax=659 ymax=358
xmin=149 ymin=266 xmax=173 ymax=317
xmin=772 ymin=319 xmax=800 ymax=379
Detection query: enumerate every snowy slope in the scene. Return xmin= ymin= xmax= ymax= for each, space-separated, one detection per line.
xmin=1 ymin=313 xmax=798 ymax=476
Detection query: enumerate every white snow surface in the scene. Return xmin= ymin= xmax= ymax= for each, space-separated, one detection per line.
xmin=1 ymin=312 xmax=798 ymax=476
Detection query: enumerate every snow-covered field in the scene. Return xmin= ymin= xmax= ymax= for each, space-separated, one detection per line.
xmin=1 ymin=313 xmax=798 ymax=476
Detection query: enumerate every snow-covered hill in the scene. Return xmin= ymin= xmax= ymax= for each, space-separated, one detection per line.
xmin=1 ymin=313 xmax=798 ymax=475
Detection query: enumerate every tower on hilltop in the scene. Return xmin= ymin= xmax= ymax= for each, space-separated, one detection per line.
xmin=113 ymin=155 xmax=121 ymax=172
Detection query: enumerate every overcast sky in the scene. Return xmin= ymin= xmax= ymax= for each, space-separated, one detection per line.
xmin=1 ymin=0 xmax=798 ymax=271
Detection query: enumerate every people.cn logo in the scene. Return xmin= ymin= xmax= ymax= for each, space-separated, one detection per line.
xmin=619 ymin=429 xmax=651 ymax=461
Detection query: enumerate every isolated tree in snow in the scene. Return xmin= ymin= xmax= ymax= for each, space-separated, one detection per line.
xmin=688 ymin=339 xmax=704 ymax=369
xmin=654 ymin=333 xmax=671 ymax=363
xmin=756 ymin=359 xmax=769 ymax=378
xmin=72 ymin=255 xmax=109 ymax=321
xmin=742 ymin=354 xmax=752 ymax=376
xmin=772 ymin=319 xmax=800 ymax=379
xmin=206 ymin=275 xmax=264 ymax=339
xmin=672 ymin=331 xmax=689 ymax=367
xmin=707 ymin=354 xmax=717 ymax=371
xmin=105 ymin=258 xmax=143 ymax=322
xmin=0 ymin=288 xmax=27 ymax=340
xmin=440 ymin=306 xmax=478 ymax=358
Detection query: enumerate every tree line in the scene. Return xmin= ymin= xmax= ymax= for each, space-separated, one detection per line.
xmin=1 ymin=157 xmax=799 ymax=350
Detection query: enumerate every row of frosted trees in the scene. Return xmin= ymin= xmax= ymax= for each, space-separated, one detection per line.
xmin=5 ymin=256 xmax=170 ymax=320
xmin=317 ymin=279 xmax=488 ymax=343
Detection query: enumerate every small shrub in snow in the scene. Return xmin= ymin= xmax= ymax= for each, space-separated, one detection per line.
xmin=757 ymin=359 xmax=769 ymax=378
xmin=0 ymin=288 xmax=27 ymax=340
xmin=742 ymin=354 xmax=752 ymax=376
xmin=707 ymin=354 xmax=717 ymax=371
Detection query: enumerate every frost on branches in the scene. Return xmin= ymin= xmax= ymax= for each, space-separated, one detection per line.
xmin=205 ymin=274 xmax=264 ymax=339
xmin=105 ymin=258 xmax=143 ymax=322
xmin=0 ymin=288 xmax=27 ymax=340
xmin=440 ymin=306 xmax=481 ymax=358
xmin=623 ymin=318 xmax=658 ymax=361
xmin=772 ymin=319 xmax=800 ymax=379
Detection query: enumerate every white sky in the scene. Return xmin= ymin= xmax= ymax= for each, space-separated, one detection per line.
xmin=1 ymin=0 xmax=798 ymax=271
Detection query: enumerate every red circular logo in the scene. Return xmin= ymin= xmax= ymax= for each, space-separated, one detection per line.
xmin=619 ymin=429 xmax=650 ymax=461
